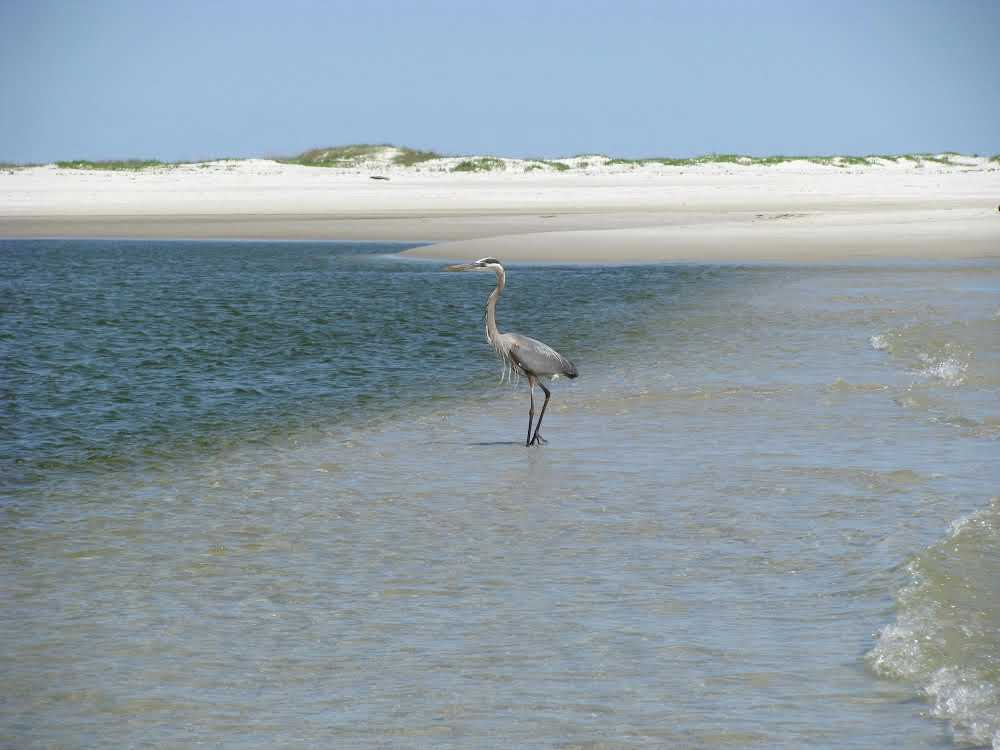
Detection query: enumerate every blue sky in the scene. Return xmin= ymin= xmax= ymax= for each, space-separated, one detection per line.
xmin=2 ymin=0 xmax=998 ymax=162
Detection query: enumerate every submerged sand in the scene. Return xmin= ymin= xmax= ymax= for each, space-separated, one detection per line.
xmin=2 ymin=157 xmax=998 ymax=262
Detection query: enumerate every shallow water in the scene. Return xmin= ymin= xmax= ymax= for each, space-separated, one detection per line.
xmin=2 ymin=240 xmax=998 ymax=748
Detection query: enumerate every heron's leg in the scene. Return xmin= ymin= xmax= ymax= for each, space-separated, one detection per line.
xmin=526 ymin=376 xmax=536 ymax=447
xmin=529 ymin=381 xmax=551 ymax=446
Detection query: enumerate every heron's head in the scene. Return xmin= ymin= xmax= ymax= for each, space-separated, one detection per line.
xmin=443 ymin=257 xmax=503 ymax=273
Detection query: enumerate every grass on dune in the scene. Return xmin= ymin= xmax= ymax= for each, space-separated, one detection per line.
xmin=279 ymin=144 xmax=384 ymax=167
xmin=688 ymin=154 xmax=863 ymax=167
xmin=280 ymin=144 xmax=441 ymax=168
xmin=535 ymin=159 xmax=570 ymax=171
xmin=600 ymin=153 xmax=974 ymax=168
xmin=55 ymin=159 xmax=169 ymax=171
xmin=917 ymin=153 xmax=955 ymax=165
xmin=607 ymin=154 xmax=810 ymax=167
xmin=391 ymin=147 xmax=441 ymax=166
xmin=452 ymin=157 xmax=506 ymax=173
xmin=0 ymin=161 xmax=43 ymax=172
xmin=823 ymin=155 xmax=870 ymax=166
xmin=12 ymin=147 xmax=989 ymax=174
xmin=521 ymin=160 xmax=570 ymax=172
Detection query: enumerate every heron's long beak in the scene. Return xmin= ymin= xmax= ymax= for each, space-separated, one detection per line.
xmin=443 ymin=262 xmax=480 ymax=272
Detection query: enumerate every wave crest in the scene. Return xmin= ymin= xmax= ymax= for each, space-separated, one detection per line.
xmin=867 ymin=498 xmax=1000 ymax=748
xmin=918 ymin=354 xmax=968 ymax=387
xmin=869 ymin=318 xmax=997 ymax=388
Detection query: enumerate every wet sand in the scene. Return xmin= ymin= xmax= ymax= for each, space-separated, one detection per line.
xmin=403 ymin=207 xmax=1000 ymax=264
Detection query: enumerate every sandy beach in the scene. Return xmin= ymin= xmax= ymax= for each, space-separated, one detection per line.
xmin=2 ymin=154 xmax=998 ymax=262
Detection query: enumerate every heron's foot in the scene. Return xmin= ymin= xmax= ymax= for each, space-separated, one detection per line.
xmin=528 ymin=432 xmax=548 ymax=447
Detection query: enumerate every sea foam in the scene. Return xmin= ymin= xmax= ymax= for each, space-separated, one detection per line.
xmin=869 ymin=333 xmax=890 ymax=351
xmin=918 ymin=354 xmax=968 ymax=387
xmin=868 ymin=499 xmax=1000 ymax=748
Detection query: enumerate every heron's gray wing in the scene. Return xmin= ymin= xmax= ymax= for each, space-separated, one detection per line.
xmin=507 ymin=333 xmax=578 ymax=378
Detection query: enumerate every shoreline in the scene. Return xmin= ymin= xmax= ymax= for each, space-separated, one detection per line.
xmin=6 ymin=210 xmax=998 ymax=266
xmin=3 ymin=159 xmax=998 ymax=262
xmin=402 ymin=207 xmax=1000 ymax=264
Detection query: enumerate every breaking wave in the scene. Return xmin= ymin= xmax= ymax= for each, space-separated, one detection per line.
xmin=918 ymin=354 xmax=968 ymax=387
xmin=867 ymin=498 xmax=1000 ymax=748
xmin=869 ymin=334 xmax=890 ymax=351
xmin=869 ymin=319 xmax=997 ymax=389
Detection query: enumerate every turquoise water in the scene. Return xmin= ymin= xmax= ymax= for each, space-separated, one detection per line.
xmin=2 ymin=240 xmax=998 ymax=748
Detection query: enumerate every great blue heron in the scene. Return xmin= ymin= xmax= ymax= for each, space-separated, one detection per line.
xmin=444 ymin=257 xmax=577 ymax=447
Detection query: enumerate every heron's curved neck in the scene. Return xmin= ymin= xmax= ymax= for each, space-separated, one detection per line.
xmin=485 ymin=266 xmax=505 ymax=345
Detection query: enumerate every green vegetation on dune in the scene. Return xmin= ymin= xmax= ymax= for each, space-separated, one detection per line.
xmin=280 ymin=144 xmax=441 ymax=168
xmin=873 ymin=152 xmax=963 ymax=166
xmin=607 ymin=154 xmax=826 ymax=167
xmin=10 ymin=147 xmax=988 ymax=174
xmin=596 ymin=153 xmax=973 ymax=168
xmin=613 ymin=152 xmax=981 ymax=169
xmin=452 ymin=157 xmax=506 ymax=172
xmin=522 ymin=160 xmax=571 ymax=172
xmin=56 ymin=159 xmax=169 ymax=171
xmin=606 ymin=154 xmax=773 ymax=167
xmin=827 ymin=155 xmax=870 ymax=165
xmin=696 ymin=154 xmax=745 ymax=164
xmin=699 ymin=155 xmax=763 ymax=166
xmin=280 ymin=144 xmax=385 ymax=167
xmin=918 ymin=153 xmax=955 ymax=165
xmin=695 ymin=154 xmax=862 ymax=166
xmin=0 ymin=161 xmax=42 ymax=172
xmin=535 ymin=159 xmax=570 ymax=171
xmin=391 ymin=147 xmax=440 ymax=166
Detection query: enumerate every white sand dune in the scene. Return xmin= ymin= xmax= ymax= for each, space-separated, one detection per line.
xmin=2 ymin=153 xmax=998 ymax=262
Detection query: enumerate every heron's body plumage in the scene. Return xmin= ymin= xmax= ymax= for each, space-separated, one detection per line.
xmin=504 ymin=333 xmax=578 ymax=379
xmin=445 ymin=256 xmax=577 ymax=446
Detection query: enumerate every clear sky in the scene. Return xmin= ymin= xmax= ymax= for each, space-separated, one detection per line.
xmin=2 ymin=0 xmax=998 ymax=162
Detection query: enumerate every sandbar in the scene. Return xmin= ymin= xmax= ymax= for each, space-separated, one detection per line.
xmin=2 ymin=157 xmax=998 ymax=263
